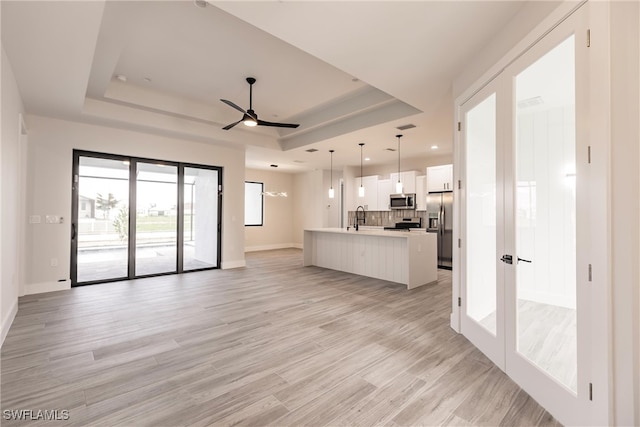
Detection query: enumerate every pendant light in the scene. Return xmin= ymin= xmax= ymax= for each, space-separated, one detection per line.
xmin=328 ymin=149 xmax=335 ymax=199
xmin=358 ymin=143 xmax=365 ymax=197
xmin=395 ymin=134 xmax=403 ymax=194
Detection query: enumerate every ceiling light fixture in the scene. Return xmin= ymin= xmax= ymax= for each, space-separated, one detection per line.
xmin=328 ymin=150 xmax=335 ymax=199
xmin=396 ymin=134 xmax=403 ymax=194
xmin=243 ymin=114 xmax=257 ymax=127
xmin=431 ymin=145 xmax=439 ymax=150
xmin=358 ymin=143 xmax=365 ymax=198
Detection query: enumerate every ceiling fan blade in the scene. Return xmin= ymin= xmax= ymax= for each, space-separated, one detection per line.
xmin=257 ymin=119 xmax=300 ymax=129
xmin=220 ymin=99 xmax=248 ymax=115
xmin=222 ymin=118 xmax=243 ymax=130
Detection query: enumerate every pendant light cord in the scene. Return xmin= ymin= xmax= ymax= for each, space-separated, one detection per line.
xmin=396 ymin=134 xmax=402 ymax=187
xmin=359 ymin=143 xmax=364 ymax=187
xmin=329 ymin=150 xmax=334 ymax=189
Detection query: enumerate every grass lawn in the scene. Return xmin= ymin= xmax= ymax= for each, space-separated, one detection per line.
xmin=136 ymin=215 xmax=193 ymax=232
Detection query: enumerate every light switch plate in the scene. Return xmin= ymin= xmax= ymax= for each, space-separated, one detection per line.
xmin=29 ymin=215 xmax=41 ymax=224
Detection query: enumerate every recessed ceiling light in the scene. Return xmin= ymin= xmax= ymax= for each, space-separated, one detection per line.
xmin=365 ymin=157 xmax=371 ymax=161
xmin=351 ymin=77 xmax=359 ymax=82
xmin=396 ymin=123 xmax=416 ymax=131
xmin=431 ymin=145 xmax=439 ymax=150
xmin=143 ymin=77 xmax=152 ymax=83
xmin=194 ymin=0 xmax=208 ymax=8
xmin=115 ymin=74 xmax=127 ymax=82
xmin=270 ymin=164 xmax=278 ymax=168
xmin=305 ymin=148 xmax=318 ymax=153
xmin=386 ymin=148 xmax=396 ymax=152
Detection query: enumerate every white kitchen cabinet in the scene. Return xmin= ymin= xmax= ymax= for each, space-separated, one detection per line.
xmin=415 ymin=175 xmax=427 ymax=210
xmin=389 ymin=171 xmax=418 ymax=194
xmin=352 ymin=175 xmax=379 ymax=211
xmin=377 ymin=179 xmax=391 ymax=211
xmin=426 ymin=164 xmax=453 ymax=192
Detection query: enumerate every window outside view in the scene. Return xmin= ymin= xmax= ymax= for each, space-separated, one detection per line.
xmin=76 ymin=156 xmax=218 ymax=283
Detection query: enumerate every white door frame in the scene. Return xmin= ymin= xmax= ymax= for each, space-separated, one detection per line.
xmin=452 ymin=1 xmax=611 ymax=425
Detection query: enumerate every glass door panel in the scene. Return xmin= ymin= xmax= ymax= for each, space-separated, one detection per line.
xmin=183 ymin=167 xmax=219 ymax=270
xmin=514 ymin=35 xmax=577 ymax=392
xmin=460 ymin=85 xmax=505 ymax=369
xmin=76 ymin=156 xmax=130 ymax=283
xmin=135 ymin=162 xmax=178 ymax=276
xmin=466 ymin=93 xmax=498 ymax=335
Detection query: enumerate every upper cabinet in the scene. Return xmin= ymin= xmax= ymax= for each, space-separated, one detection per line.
xmin=352 ymin=175 xmax=379 ymax=211
xmin=377 ymin=179 xmax=391 ymax=211
xmin=426 ymin=164 xmax=453 ymax=192
xmin=389 ymin=170 xmax=418 ymax=194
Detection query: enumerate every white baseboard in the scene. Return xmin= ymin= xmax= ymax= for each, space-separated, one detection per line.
xmin=25 ymin=280 xmax=71 ymax=295
xmin=1 ymin=298 xmax=18 ymax=348
xmin=245 ymin=243 xmax=299 ymax=253
xmin=221 ymin=259 xmax=246 ymax=269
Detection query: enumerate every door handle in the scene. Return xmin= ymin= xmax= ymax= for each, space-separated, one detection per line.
xmin=500 ymin=254 xmax=513 ymax=264
xmin=71 ymin=223 xmax=76 ymax=240
xmin=517 ymin=257 xmax=532 ymax=263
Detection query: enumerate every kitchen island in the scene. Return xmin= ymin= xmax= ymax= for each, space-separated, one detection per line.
xmin=303 ymin=228 xmax=438 ymax=289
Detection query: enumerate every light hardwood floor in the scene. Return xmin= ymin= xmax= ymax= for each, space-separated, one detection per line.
xmin=1 ymin=249 xmax=560 ymax=426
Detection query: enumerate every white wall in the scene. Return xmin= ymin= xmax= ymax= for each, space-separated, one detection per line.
xmin=24 ymin=115 xmax=246 ymax=294
xmin=322 ymin=169 xmax=342 ymax=228
xmin=610 ymin=2 xmax=640 ymax=424
xmin=292 ymin=169 xmax=324 ymax=246
xmin=453 ymin=1 xmax=562 ymax=99
xmin=244 ymin=168 xmax=294 ymax=251
xmin=1 ymin=46 xmax=26 ymax=345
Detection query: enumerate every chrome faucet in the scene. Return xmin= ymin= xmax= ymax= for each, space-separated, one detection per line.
xmin=355 ymin=205 xmax=366 ymax=231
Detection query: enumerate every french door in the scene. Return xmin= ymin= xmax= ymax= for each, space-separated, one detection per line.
xmin=460 ymin=4 xmax=591 ymax=425
xmin=71 ymin=151 xmax=222 ymax=286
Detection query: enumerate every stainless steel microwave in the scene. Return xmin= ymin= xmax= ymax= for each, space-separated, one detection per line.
xmin=390 ymin=193 xmax=416 ymax=210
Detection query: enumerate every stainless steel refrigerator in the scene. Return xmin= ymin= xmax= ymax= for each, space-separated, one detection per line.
xmin=426 ymin=191 xmax=453 ymax=269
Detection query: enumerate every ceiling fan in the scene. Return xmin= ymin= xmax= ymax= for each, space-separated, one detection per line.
xmin=220 ymin=77 xmax=300 ymax=131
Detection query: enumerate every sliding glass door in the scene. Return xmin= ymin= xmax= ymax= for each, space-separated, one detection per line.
xmin=183 ymin=166 xmax=219 ymax=271
xmin=71 ymin=151 xmax=222 ymax=286
xmin=72 ymin=155 xmax=130 ymax=283
xmin=135 ymin=162 xmax=178 ymax=276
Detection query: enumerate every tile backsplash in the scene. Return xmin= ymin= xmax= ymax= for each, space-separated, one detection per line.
xmin=347 ymin=210 xmax=428 ymax=227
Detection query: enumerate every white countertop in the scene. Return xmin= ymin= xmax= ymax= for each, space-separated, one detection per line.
xmin=305 ymin=227 xmax=432 ymax=238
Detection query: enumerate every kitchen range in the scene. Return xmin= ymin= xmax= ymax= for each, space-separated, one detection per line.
xmin=383 ymin=217 xmax=422 ymax=231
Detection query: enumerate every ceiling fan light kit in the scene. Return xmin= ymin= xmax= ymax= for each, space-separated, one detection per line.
xmin=220 ymin=77 xmax=300 ymax=130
